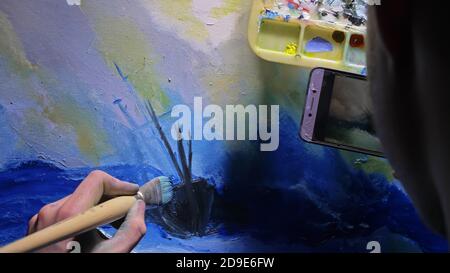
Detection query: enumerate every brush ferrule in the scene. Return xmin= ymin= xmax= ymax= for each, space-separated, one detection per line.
xmin=138 ymin=178 xmax=163 ymax=205
xmin=135 ymin=191 xmax=145 ymax=201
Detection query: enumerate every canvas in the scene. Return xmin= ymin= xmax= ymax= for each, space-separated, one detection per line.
xmin=0 ymin=0 xmax=447 ymax=252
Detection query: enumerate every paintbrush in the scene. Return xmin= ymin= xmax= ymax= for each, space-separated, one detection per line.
xmin=0 ymin=176 xmax=173 ymax=253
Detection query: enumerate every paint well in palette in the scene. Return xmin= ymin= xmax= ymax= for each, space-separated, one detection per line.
xmin=257 ymin=19 xmax=301 ymax=53
xmin=346 ymin=34 xmax=366 ymax=66
xmin=346 ymin=45 xmax=366 ymax=66
xmin=302 ymin=25 xmax=344 ymax=61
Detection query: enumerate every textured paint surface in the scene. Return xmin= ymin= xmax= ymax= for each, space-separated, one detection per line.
xmin=0 ymin=0 xmax=448 ymax=252
xmin=152 ymin=0 xmax=209 ymax=41
xmin=210 ymin=0 xmax=243 ymax=18
xmin=66 ymin=0 xmax=81 ymax=6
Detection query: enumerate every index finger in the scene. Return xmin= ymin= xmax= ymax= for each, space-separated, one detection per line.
xmin=57 ymin=170 xmax=139 ymax=220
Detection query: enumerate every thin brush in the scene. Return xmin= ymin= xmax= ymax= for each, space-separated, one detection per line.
xmin=176 ymin=127 xmax=200 ymax=233
xmin=145 ymin=100 xmax=184 ymax=180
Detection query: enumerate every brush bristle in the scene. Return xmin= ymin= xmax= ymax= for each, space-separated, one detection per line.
xmin=138 ymin=176 xmax=173 ymax=205
xmin=158 ymin=176 xmax=173 ymax=205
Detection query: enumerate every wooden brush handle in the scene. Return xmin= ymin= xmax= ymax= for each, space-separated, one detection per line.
xmin=0 ymin=195 xmax=137 ymax=253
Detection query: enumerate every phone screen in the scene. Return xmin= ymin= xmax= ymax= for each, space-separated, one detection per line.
xmin=321 ymin=74 xmax=382 ymax=153
xmin=302 ymin=69 xmax=383 ymax=156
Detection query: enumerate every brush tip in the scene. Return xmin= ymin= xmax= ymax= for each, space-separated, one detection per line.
xmin=138 ymin=176 xmax=173 ymax=205
xmin=158 ymin=176 xmax=173 ymax=205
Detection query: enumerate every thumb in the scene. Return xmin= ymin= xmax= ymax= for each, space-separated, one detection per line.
xmin=92 ymin=200 xmax=147 ymax=253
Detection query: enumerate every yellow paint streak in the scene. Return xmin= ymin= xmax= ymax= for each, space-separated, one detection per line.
xmin=89 ymin=15 xmax=169 ymax=112
xmin=202 ymin=73 xmax=239 ymax=104
xmin=1 ymin=12 xmax=111 ymax=163
xmin=151 ymin=0 xmax=208 ymax=40
xmin=210 ymin=0 xmax=244 ymax=19
xmin=0 ymin=12 xmax=59 ymax=107
xmin=43 ymin=103 xmax=109 ymax=164
xmin=0 ymin=11 xmax=36 ymax=78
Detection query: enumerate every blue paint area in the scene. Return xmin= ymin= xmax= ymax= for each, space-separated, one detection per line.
xmin=0 ymin=161 xmax=165 ymax=245
xmin=305 ymin=37 xmax=333 ymax=53
xmin=262 ymin=9 xmax=280 ymax=20
xmin=0 ymin=112 xmax=447 ymax=252
xmin=361 ymin=67 xmax=367 ymax=76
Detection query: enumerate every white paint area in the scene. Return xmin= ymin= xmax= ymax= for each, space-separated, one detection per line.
xmin=66 ymin=0 xmax=81 ymax=6
xmin=192 ymin=0 xmax=241 ymax=49
xmin=140 ymin=0 xmax=243 ymax=53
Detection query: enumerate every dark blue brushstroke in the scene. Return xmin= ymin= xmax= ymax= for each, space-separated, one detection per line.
xmin=216 ymin=111 xmax=448 ymax=252
xmin=113 ymin=62 xmax=128 ymax=81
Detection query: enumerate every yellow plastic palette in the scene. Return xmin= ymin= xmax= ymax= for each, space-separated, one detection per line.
xmin=248 ymin=0 xmax=367 ymax=74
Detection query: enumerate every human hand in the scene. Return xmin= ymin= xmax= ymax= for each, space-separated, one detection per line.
xmin=27 ymin=170 xmax=147 ymax=253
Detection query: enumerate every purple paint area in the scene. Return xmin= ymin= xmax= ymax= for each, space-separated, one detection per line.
xmin=305 ymin=37 xmax=333 ymax=53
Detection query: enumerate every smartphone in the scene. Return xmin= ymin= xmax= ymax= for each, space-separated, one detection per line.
xmin=300 ymin=68 xmax=384 ymax=157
